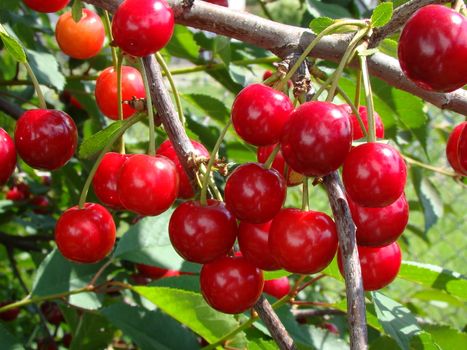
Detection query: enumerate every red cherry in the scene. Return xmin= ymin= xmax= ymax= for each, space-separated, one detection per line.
xmin=269 ymin=208 xmax=338 ymax=274
xmin=95 ymin=66 xmax=146 ymax=120
xmin=263 ymin=277 xmax=291 ymax=299
xmin=136 ymin=263 xmax=180 ymax=279
xmin=156 ymin=139 xmax=210 ymax=198
xmin=231 ymin=84 xmax=294 ymax=146
xmin=6 ymin=183 xmax=30 ymax=201
xmin=203 ymin=0 xmax=228 ymax=6
xmin=348 ymin=193 xmax=409 ymax=247
xmin=0 ymin=128 xmax=16 ymax=186
xmin=322 ymin=323 xmax=339 ymax=335
xmin=0 ymin=301 xmax=20 ymax=321
xmin=130 ymin=273 xmax=151 ymax=285
xmin=224 ymin=163 xmax=286 ymax=224
xmin=37 ymin=339 xmax=58 ymax=350
xmin=238 ymin=221 xmax=281 ymax=271
xmin=15 ymin=109 xmax=77 ymax=170
xmin=281 ymin=101 xmax=352 ymax=177
xmin=398 ymin=5 xmax=467 ymax=92
xmin=117 ymin=154 xmax=179 ymax=216
xmin=343 ymin=143 xmax=407 ymax=208
xmin=23 ymin=0 xmax=69 ymax=13
xmin=112 ymin=0 xmax=174 ymax=57
xmin=262 ymin=70 xmax=292 ymax=87
xmin=257 ymin=145 xmax=304 ymax=187
xmin=40 ymin=301 xmax=63 ymax=325
xmin=31 ymin=195 xmax=51 ymax=214
xmin=341 ymin=105 xmax=385 ymax=140
xmin=55 ymin=9 xmax=105 ymax=59
xmin=446 ymin=122 xmax=467 ymax=176
xmin=200 ymin=256 xmax=264 ymax=314
xmin=169 ymin=200 xmax=237 ymax=264
xmin=62 ymin=333 xmax=72 ymax=348
xmin=337 ymin=242 xmax=402 ymax=291
xmin=92 ymin=152 xmax=130 ymax=209
xmin=55 ymin=203 xmax=116 ymax=263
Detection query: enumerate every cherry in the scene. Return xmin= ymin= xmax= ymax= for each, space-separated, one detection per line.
xmin=337 ymin=242 xmax=402 ymax=291
xmin=224 ymin=163 xmax=286 ymax=224
xmin=136 ymin=263 xmax=181 ymax=279
xmin=23 ymin=0 xmax=69 ymax=13
xmin=203 ymin=0 xmax=229 ymax=6
xmin=343 ymin=143 xmax=407 ymax=208
xmin=92 ymin=152 xmax=130 ymax=209
xmin=322 ymin=323 xmax=339 ymax=335
xmin=169 ymin=199 xmax=237 ymax=264
xmin=62 ymin=333 xmax=72 ymax=348
xmin=263 ymin=277 xmax=291 ymax=299
xmin=446 ymin=122 xmax=467 ymax=176
xmin=117 ymin=154 xmax=179 ymax=216
xmin=131 ymin=273 xmax=151 ymax=285
xmin=37 ymin=338 xmax=58 ymax=350
xmin=55 ymin=9 xmax=105 ymax=59
xmin=231 ymin=84 xmax=293 ymax=146
xmin=112 ymin=0 xmax=174 ymax=57
xmin=55 ymin=202 xmax=116 ymax=263
xmin=200 ymin=255 xmax=264 ymax=314
xmin=0 ymin=128 xmax=16 ymax=186
xmin=15 ymin=109 xmax=77 ymax=170
xmin=398 ymin=5 xmax=467 ymax=92
xmin=281 ymin=101 xmax=352 ymax=177
xmin=6 ymin=183 xmax=30 ymax=201
xmin=95 ymin=66 xmax=146 ymax=120
xmin=31 ymin=195 xmax=51 ymax=214
xmin=40 ymin=301 xmax=63 ymax=325
xmin=348 ymin=193 xmax=409 ymax=247
xmin=0 ymin=301 xmax=20 ymax=321
xmin=340 ymin=105 xmax=384 ymax=140
xmin=257 ymin=145 xmax=304 ymax=187
xmin=269 ymin=208 xmax=338 ymax=274
xmin=238 ymin=221 xmax=281 ymax=271
xmin=156 ymin=139 xmax=210 ymax=198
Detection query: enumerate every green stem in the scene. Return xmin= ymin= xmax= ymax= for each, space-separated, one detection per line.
xmin=257 ymin=0 xmax=274 ymax=20
xmin=354 ymin=69 xmax=362 ymax=108
xmin=403 ymin=154 xmax=459 ymax=177
xmin=155 ymin=52 xmax=185 ymax=125
xmin=302 ymin=177 xmax=309 ymax=211
xmin=276 ymin=20 xmax=368 ymax=91
xmin=78 ymin=114 xmax=144 ymax=208
xmin=359 ymin=54 xmax=376 ymax=142
xmin=116 ymin=54 xmax=125 ymax=153
xmin=139 ymin=58 xmax=156 ymax=156
xmin=335 ymin=85 xmax=367 ymax=138
xmin=263 ymin=144 xmax=281 ymax=169
xmin=103 ymin=10 xmax=117 ymax=69
xmin=23 ymin=62 xmax=46 ymax=109
xmin=202 ymin=316 xmax=257 ymax=350
xmin=200 ymin=120 xmax=232 ymax=206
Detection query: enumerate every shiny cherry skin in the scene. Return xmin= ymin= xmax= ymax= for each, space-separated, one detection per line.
xmin=23 ymin=0 xmax=69 ymax=13
xmin=0 ymin=128 xmax=16 ymax=186
xmin=269 ymin=208 xmax=338 ymax=274
xmin=224 ymin=163 xmax=286 ymax=224
xmin=281 ymin=101 xmax=352 ymax=177
xmin=0 ymin=301 xmax=20 ymax=321
xmin=203 ymin=0 xmax=228 ymax=6
xmin=6 ymin=183 xmax=30 ymax=201
xmin=257 ymin=145 xmax=304 ymax=187
xmin=238 ymin=221 xmax=280 ymax=271
xmin=156 ymin=139 xmax=210 ymax=198
xmin=343 ymin=143 xmax=407 ymax=208
xmin=446 ymin=122 xmax=467 ymax=176
xmin=348 ymin=193 xmax=409 ymax=247
xmin=200 ymin=255 xmax=264 ymax=314
xmin=398 ymin=5 xmax=467 ymax=92
xmin=341 ymin=105 xmax=384 ymax=140
xmin=92 ymin=152 xmax=130 ymax=209
xmin=112 ymin=0 xmax=174 ymax=57
xmin=31 ymin=195 xmax=51 ymax=214
xmin=169 ymin=199 xmax=237 ymax=264
xmin=263 ymin=277 xmax=290 ymax=299
xmin=95 ymin=66 xmax=146 ymax=120
xmin=338 ymin=242 xmax=402 ymax=291
xmin=15 ymin=109 xmax=77 ymax=170
xmin=55 ymin=202 xmax=116 ymax=263
xmin=40 ymin=302 xmax=63 ymax=325
xmin=136 ymin=263 xmax=180 ymax=279
xmin=55 ymin=9 xmax=105 ymax=59
xmin=231 ymin=84 xmax=294 ymax=146
xmin=118 ymin=154 xmax=178 ymax=216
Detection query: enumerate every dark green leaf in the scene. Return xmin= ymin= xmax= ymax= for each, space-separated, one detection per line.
xmin=150 ymin=275 xmax=200 ymax=293
xmin=26 ymin=49 xmax=66 ymax=91
xmin=423 ymin=325 xmax=467 ymax=350
xmin=213 ymin=36 xmax=231 ymax=66
xmin=78 ymin=120 xmax=124 ymax=159
xmin=164 ymin=25 xmax=200 ymax=60
xmin=68 ymin=312 xmax=114 ymax=350
xmin=306 ymin=0 xmax=352 ymax=19
xmin=182 ymin=93 xmax=230 ymax=122
xmin=0 ymin=32 xmax=26 ymax=63
xmin=371 ymin=2 xmax=393 ymax=28
xmin=410 ymin=331 xmax=441 ymax=350
xmin=102 ymin=303 xmax=199 ymax=350
xmin=369 ymin=336 xmax=400 ymax=350
xmin=0 ymin=323 xmax=24 ymax=350
xmin=71 ymin=0 xmax=83 ymax=22
xmin=309 ymin=17 xmax=335 ymax=33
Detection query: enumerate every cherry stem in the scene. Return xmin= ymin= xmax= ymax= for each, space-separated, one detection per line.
xmin=139 ymin=58 xmax=156 ymax=156
xmin=155 ymin=52 xmax=185 ymax=125
xmin=23 ymin=62 xmax=46 ymax=109
xmin=335 ymin=85 xmax=367 ymax=138
xmin=199 ymin=164 xmax=224 ymax=201
xmin=103 ymin=10 xmax=118 ymax=69
xmin=297 ymin=274 xmax=326 ymax=293
xmin=77 ymin=114 xmax=145 ymax=208
xmin=359 ymin=54 xmax=376 ymax=143
xmin=88 ymin=259 xmax=114 ymax=287
xmin=302 ymin=177 xmax=309 ymax=211
xmin=276 ymin=20 xmax=368 ymax=91
xmin=354 ymin=69 xmax=362 ymax=108
xmin=116 ymin=54 xmax=126 ymax=154
xmin=402 ymin=154 xmax=459 ymax=178
xmin=263 ymin=71 xmax=281 ymax=86
xmin=200 ymin=120 xmax=232 ymax=206
xmin=263 ymin=144 xmax=281 ymax=169
xmin=290 ymin=300 xmax=334 ymax=307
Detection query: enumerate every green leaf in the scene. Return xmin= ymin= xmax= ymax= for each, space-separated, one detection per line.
xmin=322 ymin=257 xmax=344 ymax=282
xmin=423 ymin=325 xmax=467 ymax=350
xmin=0 ymin=323 xmax=24 ymax=350
xmin=333 ymin=299 xmax=382 ymax=331
xmin=410 ymin=289 xmax=464 ymax=307
xmin=410 ymin=331 xmax=442 ymax=350
xmin=67 ymin=312 xmax=114 ymax=350
xmin=306 ymin=0 xmax=352 ymax=19
xmin=133 ymin=286 xmax=247 ymax=347
xmin=78 ymin=120 xmax=124 ymax=159
xmin=247 ymin=338 xmax=278 ymax=350
xmin=26 ymin=49 xmax=66 ymax=91
xmin=213 ymin=36 xmax=231 ymax=66
xmin=0 ymin=31 xmax=26 ymax=63
xmin=229 ymin=64 xmax=250 ymax=86
xmin=113 ymin=210 xmax=200 ymax=273
xmin=101 ymin=303 xmax=199 ymax=350
xmin=309 ymin=16 xmax=335 ymax=33
xmin=263 ymin=269 xmax=291 ymax=281
xmin=372 ymin=292 xmax=424 ymax=350
xmin=369 ymin=336 xmax=400 ymax=350
xmin=398 ymin=261 xmax=467 ymax=300
xmin=71 ymin=0 xmax=83 ymax=22
xmin=379 ymin=38 xmax=398 ymax=58
xmin=181 ymin=93 xmax=230 ymax=122
xmin=150 ymin=275 xmax=200 ymax=293
xmin=371 ymin=2 xmax=393 ymax=28
xmin=164 ymin=25 xmax=200 ymax=60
